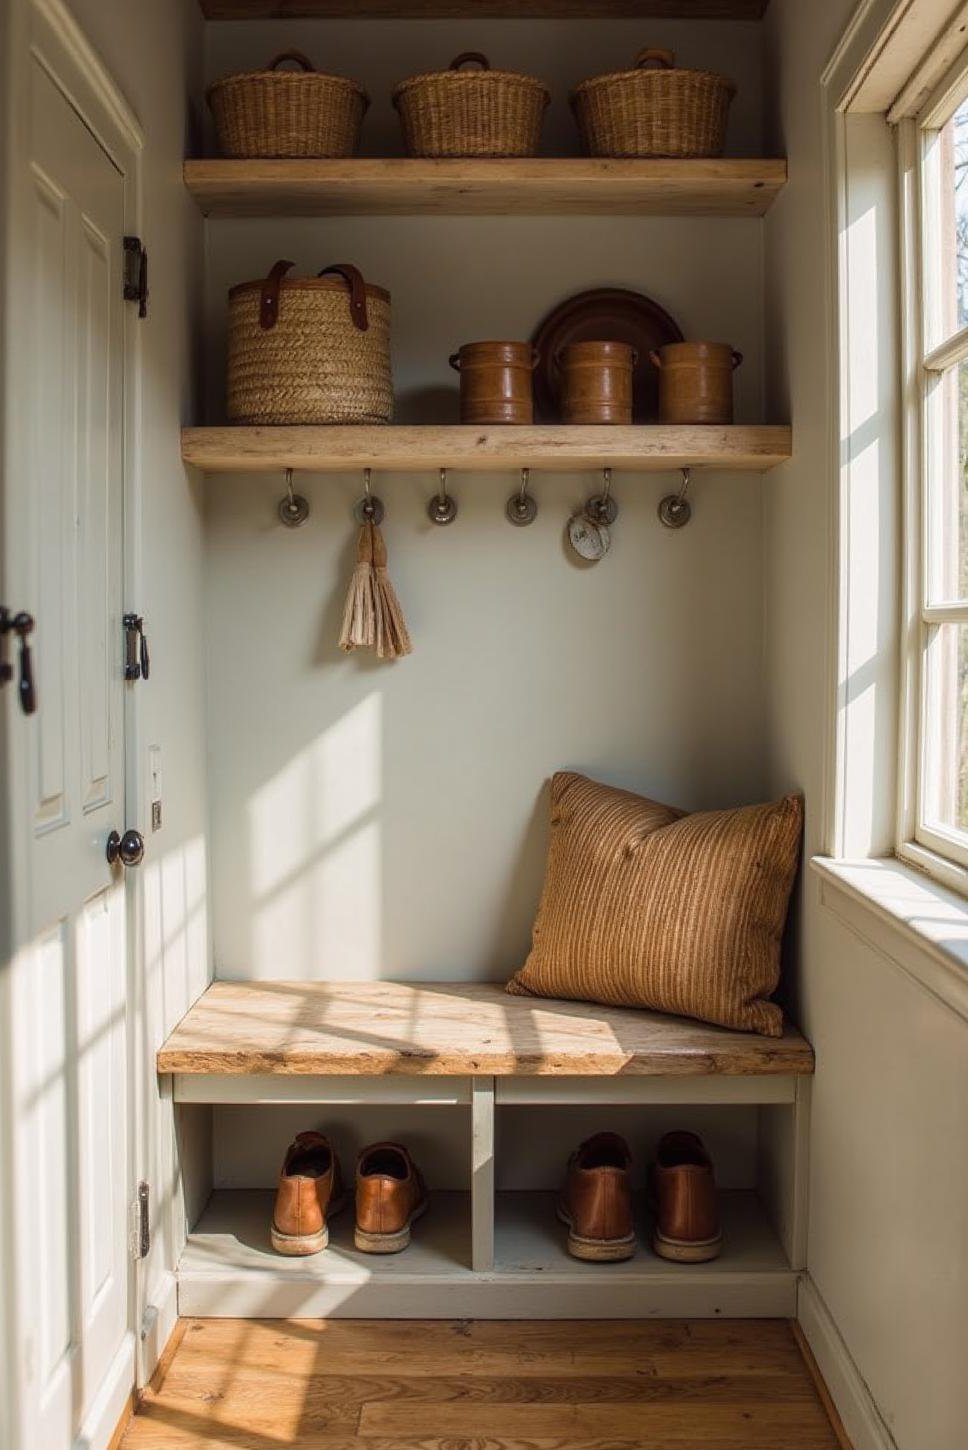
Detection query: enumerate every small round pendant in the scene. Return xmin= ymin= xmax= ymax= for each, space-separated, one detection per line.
xmin=568 ymin=512 xmax=610 ymax=561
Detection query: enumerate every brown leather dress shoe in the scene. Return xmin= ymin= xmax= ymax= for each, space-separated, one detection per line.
xmin=556 ymin=1132 xmax=636 ymax=1262
xmin=354 ymin=1142 xmax=428 ymax=1254
xmin=270 ymin=1132 xmax=345 ymax=1256
xmin=649 ymin=1130 xmax=722 ymax=1263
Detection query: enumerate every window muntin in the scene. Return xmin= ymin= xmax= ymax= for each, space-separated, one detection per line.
xmin=910 ymin=83 xmax=968 ymax=867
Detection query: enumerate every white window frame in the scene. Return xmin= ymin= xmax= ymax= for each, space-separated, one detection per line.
xmin=896 ymin=45 xmax=968 ymax=895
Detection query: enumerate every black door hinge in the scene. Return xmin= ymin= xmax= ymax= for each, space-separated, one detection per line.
xmin=123 ymin=236 xmax=148 ymax=318
xmin=123 ymin=613 xmax=150 ymax=681
xmin=138 ymin=1181 xmax=150 ymax=1259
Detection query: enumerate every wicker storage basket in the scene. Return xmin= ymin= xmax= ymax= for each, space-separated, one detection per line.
xmin=208 ymin=51 xmax=369 ymax=159
xmin=227 ymin=261 xmax=392 ymax=426
xmin=393 ymin=52 xmax=549 ymax=158
xmin=570 ymin=48 xmax=735 ymax=158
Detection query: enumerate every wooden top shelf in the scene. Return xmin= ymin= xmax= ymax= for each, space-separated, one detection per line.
xmin=200 ymin=3 xmax=769 ymax=19
xmin=185 ymin=158 xmax=786 ymax=219
xmin=182 ymin=425 xmax=791 ymax=474
xmin=157 ymin=980 xmax=814 ymax=1078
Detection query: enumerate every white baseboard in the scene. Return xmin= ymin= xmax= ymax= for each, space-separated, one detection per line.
xmin=798 ymin=1276 xmax=897 ymax=1450
xmin=139 ymin=1270 xmax=178 ymax=1387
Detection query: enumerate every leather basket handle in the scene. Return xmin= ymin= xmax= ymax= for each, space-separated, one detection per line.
xmin=450 ymin=52 xmax=491 ymax=71
xmin=648 ymin=349 xmax=663 ymax=369
xmin=267 ymin=50 xmax=315 ymax=72
xmin=635 ymin=48 xmax=675 ymax=71
xmin=260 ymin=259 xmax=295 ymax=330
xmin=449 ymin=351 xmax=462 ymax=371
xmin=318 ymin=263 xmax=369 ymax=331
xmin=732 ymin=349 xmax=744 ymax=369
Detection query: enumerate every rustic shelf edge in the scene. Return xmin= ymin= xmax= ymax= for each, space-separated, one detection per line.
xmin=183 ymin=157 xmax=787 ymax=219
xmin=181 ymin=424 xmax=793 ymax=474
xmin=156 ymin=980 xmax=815 ymax=1078
xmin=199 ymin=2 xmax=770 ymax=21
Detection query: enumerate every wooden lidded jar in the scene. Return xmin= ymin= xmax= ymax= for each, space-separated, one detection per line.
xmin=558 ymin=340 xmax=636 ymax=424
xmin=449 ymin=340 xmax=537 ymax=425
xmin=649 ymin=341 xmax=743 ymax=424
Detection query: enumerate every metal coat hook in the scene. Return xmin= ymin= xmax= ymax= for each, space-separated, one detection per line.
xmin=278 ymin=467 xmax=310 ymax=528
xmin=584 ymin=467 xmax=619 ymax=527
xmin=506 ymin=467 xmax=537 ymax=526
xmin=658 ymin=468 xmax=692 ymax=529
xmin=353 ymin=467 xmax=385 ymax=526
xmin=427 ymin=467 xmax=458 ymax=526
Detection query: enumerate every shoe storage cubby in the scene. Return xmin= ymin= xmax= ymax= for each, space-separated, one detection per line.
xmin=163 ymin=982 xmax=811 ymax=1318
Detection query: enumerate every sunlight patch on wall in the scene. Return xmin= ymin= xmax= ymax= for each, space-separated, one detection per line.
xmin=248 ymin=693 xmax=383 ymax=979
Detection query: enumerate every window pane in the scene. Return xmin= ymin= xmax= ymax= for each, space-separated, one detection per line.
xmin=922 ymin=622 xmax=968 ymax=835
xmin=937 ymin=95 xmax=968 ymax=339
xmin=925 ymin=360 xmax=968 ymax=602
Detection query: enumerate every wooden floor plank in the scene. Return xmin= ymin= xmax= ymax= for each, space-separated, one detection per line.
xmin=163 ymin=1316 xmax=807 ymax=1378
xmin=124 ymin=1319 xmax=840 ymax=1449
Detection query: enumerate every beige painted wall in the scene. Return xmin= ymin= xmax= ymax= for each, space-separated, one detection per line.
xmin=203 ymin=245 xmax=768 ymax=982
xmin=61 ymin=0 xmax=212 ymax=1348
xmin=765 ymin=1 xmax=968 ymax=1446
xmin=202 ymin=25 xmax=772 ymax=986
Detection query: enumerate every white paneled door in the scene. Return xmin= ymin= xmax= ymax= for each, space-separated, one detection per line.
xmin=6 ymin=59 xmax=133 ymax=1450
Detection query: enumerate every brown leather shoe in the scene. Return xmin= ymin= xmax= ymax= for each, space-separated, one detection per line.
xmin=649 ymin=1130 xmax=722 ymax=1263
xmin=270 ymin=1132 xmax=345 ymax=1256
xmin=354 ymin=1142 xmax=428 ymax=1254
xmin=556 ymin=1132 xmax=636 ymax=1262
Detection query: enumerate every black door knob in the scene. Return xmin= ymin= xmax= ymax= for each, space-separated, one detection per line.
xmin=106 ymin=828 xmax=145 ymax=867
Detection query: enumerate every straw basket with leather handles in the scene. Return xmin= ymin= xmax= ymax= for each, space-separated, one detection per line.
xmin=393 ymin=52 xmax=549 ymax=157
xmin=207 ymin=51 xmax=369 ymax=158
xmin=571 ymin=49 xmax=735 ymax=158
xmin=227 ymin=261 xmax=392 ymax=426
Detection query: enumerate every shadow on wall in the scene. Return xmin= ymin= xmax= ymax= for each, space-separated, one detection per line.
xmin=205 ymin=470 xmax=769 ymax=984
xmin=246 ymin=694 xmax=550 ymax=981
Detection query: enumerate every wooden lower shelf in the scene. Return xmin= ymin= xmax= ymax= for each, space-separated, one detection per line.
xmin=178 ymin=1189 xmax=796 ymax=1319
xmin=184 ymin=157 xmax=786 ymax=219
xmin=181 ymin=425 xmax=792 ymax=475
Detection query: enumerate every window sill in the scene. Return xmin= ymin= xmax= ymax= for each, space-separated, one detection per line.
xmin=811 ymin=855 xmax=968 ymax=1023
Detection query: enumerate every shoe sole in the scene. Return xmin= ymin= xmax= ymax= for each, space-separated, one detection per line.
xmin=555 ymin=1200 xmax=636 ymax=1262
xmin=270 ymin=1192 xmax=347 ymax=1257
xmin=652 ymin=1228 xmax=722 ymax=1263
xmin=354 ymin=1195 xmax=429 ymax=1255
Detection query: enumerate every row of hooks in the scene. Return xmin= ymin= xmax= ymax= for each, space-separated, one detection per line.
xmin=278 ymin=466 xmax=693 ymax=533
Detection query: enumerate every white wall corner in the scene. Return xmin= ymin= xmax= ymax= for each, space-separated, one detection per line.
xmin=798 ymin=1275 xmax=898 ymax=1450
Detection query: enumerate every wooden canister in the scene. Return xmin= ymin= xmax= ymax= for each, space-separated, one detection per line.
xmin=649 ymin=341 xmax=742 ymax=425
xmin=449 ymin=341 xmax=537 ymax=424
xmin=557 ymin=340 xmax=636 ymax=424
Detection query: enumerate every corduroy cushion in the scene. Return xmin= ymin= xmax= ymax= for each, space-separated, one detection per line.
xmin=507 ymin=773 xmax=803 ymax=1037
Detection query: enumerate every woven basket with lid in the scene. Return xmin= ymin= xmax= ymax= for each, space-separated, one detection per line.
xmin=227 ymin=261 xmax=392 ymax=426
xmin=393 ymin=52 xmax=549 ymax=158
xmin=208 ymin=51 xmax=369 ymax=159
xmin=571 ymin=48 xmax=735 ymax=158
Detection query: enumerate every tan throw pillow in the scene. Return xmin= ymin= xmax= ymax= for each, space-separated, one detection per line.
xmin=507 ymin=773 xmax=803 ymax=1038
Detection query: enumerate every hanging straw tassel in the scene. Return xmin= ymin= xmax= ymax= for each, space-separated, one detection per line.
xmin=339 ymin=520 xmax=377 ymax=653
xmin=371 ymin=519 xmax=412 ymax=660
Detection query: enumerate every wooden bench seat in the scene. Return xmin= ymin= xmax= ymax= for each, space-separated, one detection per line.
xmin=157 ymin=980 xmax=814 ymax=1078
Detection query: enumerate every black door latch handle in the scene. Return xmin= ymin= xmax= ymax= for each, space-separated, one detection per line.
xmin=0 ymin=608 xmax=36 ymax=715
